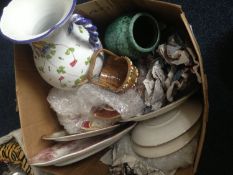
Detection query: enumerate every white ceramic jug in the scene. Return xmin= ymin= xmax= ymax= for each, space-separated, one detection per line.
xmin=0 ymin=0 xmax=103 ymax=90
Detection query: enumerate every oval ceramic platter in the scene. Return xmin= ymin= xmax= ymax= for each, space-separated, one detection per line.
xmin=42 ymin=123 xmax=121 ymax=142
xmin=30 ymin=122 xmax=136 ymax=167
xmin=132 ymin=120 xmax=201 ymax=158
xmin=131 ymin=97 xmax=202 ymax=147
xmin=122 ymin=89 xmax=196 ymax=122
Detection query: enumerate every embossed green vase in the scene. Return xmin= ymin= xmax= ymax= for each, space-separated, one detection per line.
xmin=104 ymin=13 xmax=160 ymax=59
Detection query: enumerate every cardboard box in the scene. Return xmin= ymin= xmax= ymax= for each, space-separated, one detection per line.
xmin=14 ymin=0 xmax=209 ymax=174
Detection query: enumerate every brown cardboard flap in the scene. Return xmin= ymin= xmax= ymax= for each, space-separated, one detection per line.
xmin=176 ymin=166 xmax=193 ymax=175
xmin=42 ymin=151 xmax=109 ymax=175
xmin=180 ymin=13 xmax=209 ymax=173
xmin=14 ymin=45 xmax=61 ymax=158
xmin=194 ymin=115 xmax=207 ymax=172
xmin=75 ymin=0 xmax=132 ymax=23
xmin=180 ymin=13 xmax=209 ymax=104
xmin=133 ymin=0 xmax=183 ymax=25
xmin=134 ymin=0 xmax=182 ymax=13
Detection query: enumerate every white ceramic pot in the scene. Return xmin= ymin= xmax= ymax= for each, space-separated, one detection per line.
xmin=0 ymin=0 xmax=103 ymax=90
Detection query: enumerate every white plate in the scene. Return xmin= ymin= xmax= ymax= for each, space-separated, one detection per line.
xmin=42 ymin=124 xmax=121 ymax=142
xmin=122 ymin=90 xmax=196 ymax=122
xmin=132 ymin=120 xmax=201 ymax=158
xmin=30 ymin=123 xmax=136 ymax=166
xmin=131 ymin=97 xmax=202 ymax=147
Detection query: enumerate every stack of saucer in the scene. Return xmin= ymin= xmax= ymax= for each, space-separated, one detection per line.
xmin=131 ymin=98 xmax=202 ymax=158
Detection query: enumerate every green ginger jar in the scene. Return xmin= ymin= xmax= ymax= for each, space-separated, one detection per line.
xmin=104 ymin=13 xmax=160 ymax=59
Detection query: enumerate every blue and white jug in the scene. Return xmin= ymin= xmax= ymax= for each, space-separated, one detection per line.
xmin=0 ymin=0 xmax=103 ymax=90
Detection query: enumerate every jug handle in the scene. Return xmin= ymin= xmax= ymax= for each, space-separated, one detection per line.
xmin=70 ymin=14 xmax=100 ymax=49
xmin=87 ymin=48 xmax=119 ymax=82
xmin=87 ymin=49 xmax=139 ymax=93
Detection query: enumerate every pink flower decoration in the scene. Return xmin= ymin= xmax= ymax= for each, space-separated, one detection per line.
xmin=70 ymin=59 xmax=77 ymax=67
xmin=59 ymin=76 xmax=64 ymax=81
xmin=82 ymin=121 xmax=91 ymax=129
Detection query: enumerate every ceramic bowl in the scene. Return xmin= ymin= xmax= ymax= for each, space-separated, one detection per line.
xmin=131 ymin=98 xmax=202 ymax=147
xmin=132 ymin=120 xmax=201 ymax=158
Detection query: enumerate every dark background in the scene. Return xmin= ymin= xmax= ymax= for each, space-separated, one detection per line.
xmin=1 ymin=0 xmax=233 ymax=174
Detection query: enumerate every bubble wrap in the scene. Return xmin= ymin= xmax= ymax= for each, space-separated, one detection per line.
xmin=56 ymin=113 xmax=84 ymax=134
xmin=48 ymin=84 xmax=144 ymax=118
xmin=101 ymin=134 xmax=198 ymax=175
xmin=47 ymin=84 xmax=145 ymax=133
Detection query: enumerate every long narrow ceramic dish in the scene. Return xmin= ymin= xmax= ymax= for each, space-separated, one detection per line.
xmin=30 ymin=122 xmax=136 ymax=166
xmin=42 ymin=123 xmax=121 ymax=142
xmin=122 ymin=89 xmax=196 ymax=122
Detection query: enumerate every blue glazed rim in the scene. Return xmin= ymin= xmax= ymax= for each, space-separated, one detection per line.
xmin=0 ymin=0 xmax=77 ymax=44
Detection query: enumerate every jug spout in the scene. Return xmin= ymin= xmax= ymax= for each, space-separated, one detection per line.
xmin=0 ymin=0 xmax=77 ymax=43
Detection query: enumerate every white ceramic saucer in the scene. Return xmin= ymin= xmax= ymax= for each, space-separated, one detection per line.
xmin=132 ymin=120 xmax=201 ymax=158
xmin=131 ymin=97 xmax=202 ymax=147
xmin=30 ymin=122 xmax=136 ymax=166
xmin=42 ymin=123 xmax=121 ymax=142
xmin=122 ymin=90 xmax=196 ymax=122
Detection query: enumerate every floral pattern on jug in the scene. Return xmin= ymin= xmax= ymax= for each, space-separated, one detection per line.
xmin=32 ymin=40 xmax=96 ymax=89
xmin=31 ymin=17 xmax=103 ymax=90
